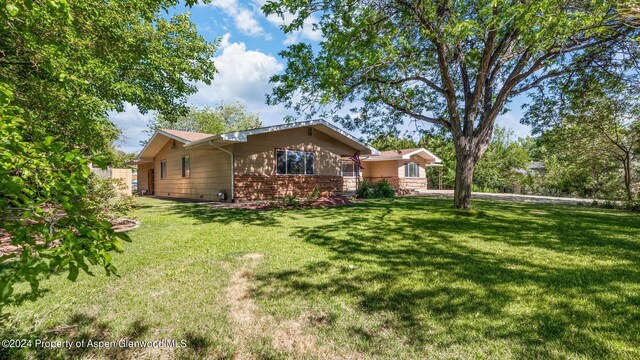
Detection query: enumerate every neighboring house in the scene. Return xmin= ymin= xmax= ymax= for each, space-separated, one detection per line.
xmin=358 ymin=148 xmax=442 ymax=193
xmin=129 ymin=120 xmax=442 ymax=201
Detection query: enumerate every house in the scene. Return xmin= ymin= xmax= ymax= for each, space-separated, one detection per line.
xmin=129 ymin=120 xmax=442 ymax=201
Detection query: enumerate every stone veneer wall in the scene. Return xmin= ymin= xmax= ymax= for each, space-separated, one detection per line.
xmin=234 ymin=174 xmax=344 ymax=201
xmin=365 ymin=176 xmax=429 ymax=194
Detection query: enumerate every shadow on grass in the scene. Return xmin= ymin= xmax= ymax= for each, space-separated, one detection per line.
xmin=0 ymin=312 xmax=223 ymax=359
xmin=165 ymin=201 xmax=281 ymax=227
xmin=249 ymin=198 xmax=640 ymax=358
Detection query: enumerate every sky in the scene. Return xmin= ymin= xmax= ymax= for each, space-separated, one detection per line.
xmin=111 ymin=0 xmax=533 ymax=153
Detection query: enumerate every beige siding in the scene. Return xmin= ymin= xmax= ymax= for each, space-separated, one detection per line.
xmin=232 ymin=126 xmax=359 ymax=176
xmin=362 ymin=160 xmax=402 ymax=178
xmin=151 ymin=139 xmax=231 ymax=201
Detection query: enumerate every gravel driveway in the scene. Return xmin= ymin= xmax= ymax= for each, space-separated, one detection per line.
xmin=414 ymin=190 xmax=618 ymax=205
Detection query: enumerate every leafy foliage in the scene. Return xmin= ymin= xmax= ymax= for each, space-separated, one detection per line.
xmin=0 ymin=0 xmax=217 ymax=155
xmin=524 ymin=68 xmax=640 ymax=199
xmin=420 ymin=127 xmax=529 ymax=192
xmin=0 ymin=84 xmax=129 ymax=305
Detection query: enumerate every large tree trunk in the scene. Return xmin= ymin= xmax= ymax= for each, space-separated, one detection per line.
xmin=453 ymin=136 xmax=482 ymax=210
xmin=452 ymin=131 xmax=492 ymax=209
xmin=454 ymin=152 xmax=477 ymax=209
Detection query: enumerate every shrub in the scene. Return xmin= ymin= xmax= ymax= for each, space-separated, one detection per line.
xmin=624 ymin=200 xmax=640 ymax=212
xmin=357 ymin=179 xmax=395 ymax=199
xmin=356 ymin=180 xmax=372 ymax=199
xmin=84 ymin=175 xmax=137 ymax=221
xmin=371 ymin=179 xmax=396 ymax=198
xmin=310 ymin=186 xmax=321 ymax=200
xmin=282 ymin=193 xmax=299 ymax=207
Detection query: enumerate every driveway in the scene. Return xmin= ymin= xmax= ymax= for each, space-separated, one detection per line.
xmin=415 ymin=190 xmax=615 ymax=205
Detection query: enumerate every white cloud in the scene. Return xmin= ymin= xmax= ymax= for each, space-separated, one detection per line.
xmin=109 ymin=103 xmax=156 ymax=153
xmin=189 ymin=34 xmax=292 ymax=125
xmin=112 ymin=35 xmax=293 ymax=153
xmin=266 ymin=11 xmax=322 ymax=45
xmin=209 ymin=0 xmax=270 ymax=39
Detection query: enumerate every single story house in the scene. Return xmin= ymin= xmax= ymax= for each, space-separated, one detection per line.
xmin=129 ymin=120 xmax=442 ymax=201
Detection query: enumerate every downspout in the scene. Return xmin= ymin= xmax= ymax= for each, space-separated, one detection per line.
xmin=212 ymin=143 xmax=234 ymax=202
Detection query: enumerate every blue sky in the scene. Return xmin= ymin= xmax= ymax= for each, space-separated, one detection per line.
xmin=111 ymin=0 xmax=533 ymax=153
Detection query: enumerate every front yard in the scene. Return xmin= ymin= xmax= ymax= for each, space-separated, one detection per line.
xmin=2 ymin=197 xmax=640 ymax=359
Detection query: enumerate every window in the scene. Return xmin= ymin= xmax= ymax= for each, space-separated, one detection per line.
xmin=160 ymin=160 xmax=167 ymax=179
xmin=341 ymin=162 xmax=359 ymax=177
xmin=275 ymin=150 xmax=314 ymax=175
xmin=181 ymin=155 xmax=190 ymax=178
xmin=405 ymin=162 xmax=419 ymax=177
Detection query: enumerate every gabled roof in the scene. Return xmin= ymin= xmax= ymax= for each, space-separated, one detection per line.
xmin=185 ymin=119 xmax=379 ymax=155
xmin=362 ymin=147 xmax=442 ymax=163
xmin=129 ymin=120 xmax=379 ymax=164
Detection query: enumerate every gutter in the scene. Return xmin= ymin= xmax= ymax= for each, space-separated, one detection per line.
xmin=212 ymin=143 xmax=234 ymax=202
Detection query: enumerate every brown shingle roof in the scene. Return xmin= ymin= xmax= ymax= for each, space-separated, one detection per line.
xmin=160 ymin=129 xmax=214 ymax=142
xmin=378 ymin=148 xmax=421 ymax=157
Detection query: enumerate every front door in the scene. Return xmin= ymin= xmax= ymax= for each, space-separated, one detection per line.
xmin=148 ymin=169 xmax=155 ymax=195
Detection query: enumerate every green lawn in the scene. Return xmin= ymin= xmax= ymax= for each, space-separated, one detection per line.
xmin=2 ymin=197 xmax=640 ymax=359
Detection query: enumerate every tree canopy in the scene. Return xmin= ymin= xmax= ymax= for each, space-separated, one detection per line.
xmin=0 ymin=0 xmax=217 ymax=305
xmin=264 ymin=0 xmax=639 ymax=208
xmin=145 ymin=103 xmax=263 ymax=139
xmin=1 ymin=0 xmax=217 ymax=154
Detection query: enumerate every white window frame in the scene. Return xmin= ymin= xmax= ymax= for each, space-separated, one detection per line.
xmin=405 ymin=162 xmax=419 ymax=178
xmin=340 ymin=162 xmax=359 ymax=177
xmin=275 ymin=149 xmax=314 ymax=175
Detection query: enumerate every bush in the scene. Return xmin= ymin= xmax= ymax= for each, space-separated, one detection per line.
xmin=356 ymin=180 xmax=372 ymax=199
xmin=84 ymin=175 xmax=137 ymax=221
xmin=356 ymin=179 xmax=395 ymax=199
xmin=624 ymin=200 xmax=640 ymax=212
xmin=282 ymin=193 xmax=299 ymax=207
xmin=371 ymin=179 xmax=396 ymax=198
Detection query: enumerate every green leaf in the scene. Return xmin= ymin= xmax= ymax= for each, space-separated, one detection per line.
xmin=68 ymin=262 xmax=79 ymax=281
xmin=0 ymin=281 xmax=14 ymax=301
xmin=6 ymin=4 xmax=19 ymax=17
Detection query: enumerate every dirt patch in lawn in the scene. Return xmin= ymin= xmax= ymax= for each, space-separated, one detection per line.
xmin=227 ymin=253 xmax=345 ymax=359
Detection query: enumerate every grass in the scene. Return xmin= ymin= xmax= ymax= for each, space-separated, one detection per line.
xmin=2 ymin=196 xmax=640 ymax=359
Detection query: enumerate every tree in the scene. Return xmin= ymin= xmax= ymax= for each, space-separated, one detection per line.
xmin=368 ymin=133 xmax=418 ymax=151
xmin=263 ymin=0 xmax=638 ymax=209
xmin=525 ymin=77 xmax=640 ymax=200
xmin=1 ymin=0 xmax=217 ymax=155
xmin=0 ymin=85 xmax=128 ymax=306
xmin=419 ymin=127 xmax=529 ymax=192
xmin=473 ymin=127 xmax=529 ymax=192
xmin=0 ymin=0 xmax=217 ymax=304
xmin=145 ymin=103 xmax=263 ymax=139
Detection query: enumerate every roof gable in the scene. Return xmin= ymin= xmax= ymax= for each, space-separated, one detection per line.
xmin=160 ymin=129 xmax=213 ymax=142
xmin=363 ymin=148 xmax=442 ymax=163
xmin=185 ymin=119 xmax=379 ymax=155
xmin=131 ymin=120 xmax=379 ymax=163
